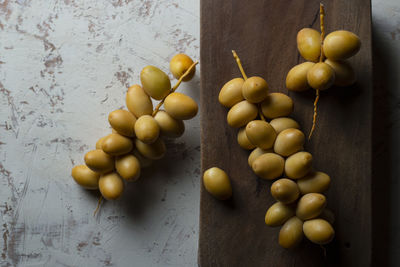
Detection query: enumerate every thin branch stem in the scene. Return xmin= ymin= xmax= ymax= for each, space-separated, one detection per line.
xmin=232 ymin=50 xmax=248 ymax=80
xmin=93 ymin=195 xmax=103 ymax=217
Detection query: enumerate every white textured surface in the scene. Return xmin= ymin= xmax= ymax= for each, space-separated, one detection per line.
xmin=0 ymin=0 xmax=399 ymax=266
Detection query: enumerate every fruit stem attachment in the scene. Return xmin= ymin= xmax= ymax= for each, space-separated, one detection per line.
xmin=152 ymin=61 xmax=199 ymax=116
xmin=309 ymin=3 xmax=325 ymax=140
xmin=232 ymin=50 xmax=248 ymax=80
xmin=259 ymin=106 xmax=266 ymax=121
xmin=93 ymin=195 xmax=103 ymax=217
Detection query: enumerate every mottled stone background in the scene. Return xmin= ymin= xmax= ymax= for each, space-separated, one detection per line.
xmin=0 ymin=0 xmax=399 ymax=266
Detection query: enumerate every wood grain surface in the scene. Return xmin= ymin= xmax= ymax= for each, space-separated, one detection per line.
xmin=199 ymin=0 xmax=372 ymax=266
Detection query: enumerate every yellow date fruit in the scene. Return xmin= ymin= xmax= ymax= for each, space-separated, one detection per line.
xmin=252 ymin=153 xmax=285 ymax=180
xmin=245 ymin=120 xmax=276 ymax=150
xmin=140 ymin=65 xmax=171 ymax=100
xmin=303 ymin=219 xmax=335 ymax=245
xmin=324 ymin=59 xmax=356 ymax=87
xmin=115 ymin=154 xmax=141 ymax=182
xmin=126 ymin=84 xmax=153 ymax=117
xmin=274 ymin=128 xmax=305 ymax=157
xmin=227 ymin=100 xmax=258 ymax=128
xmin=297 ymin=28 xmax=321 ymax=62
xmin=261 ymin=93 xmax=294 ymax=119
xmin=202 ymin=167 xmax=232 ymax=200
xmin=297 ymin=171 xmax=331 ymax=194
xmin=84 ymin=149 xmax=114 ymax=173
xmin=271 ymin=178 xmax=300 ymax=204
xmin=269 ymin=117 xmax=300 ymax=134
xmin=265 ymin=202 xmax=295 ymax=227
xmin=284 ymin=151 xmax=312 ymax=179
xmin=286 ymin=62 xmax=315 ymax=91
xmin=71 ymin=165 xmax=100 ymax=189
xmin=307 ymin=62 xmax=335 ymax=90
xmin=164 ymin=92 xmax=198 ymax=120
xmin=237 ymin=127 xmax=256 ymax=150
xmin=154 ymin=110 xmax=185 ymax=138
xmin=108 ymin=109 xmax=136 ymax=137
xmin=323 ymin=30 xmax=361 ymax=60
xmin=99 ymin=172 xmax=124 ymax=200
xmin=135 ymin=138 xmax=166 ymax=160
xmin=218 ymin=78 xmax=245 ymax=108
xmin=248 ymin=147 xmax=272 ymax=167
xmin=102 ymin=133 xmax=133 ymax=156
xmin=296 ymin=193 xmax=327 ymax=220
xmin=241 ymin=76 xmax=269 ymax=103
xmin=134 ymin=115 xmax=160 ymax=144
xmin=279 ymin=216 xmax=304 ymax=249
xmin=170 ymin=53 xmax=196 ymax=81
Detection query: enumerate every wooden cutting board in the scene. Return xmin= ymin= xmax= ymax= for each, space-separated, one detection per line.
xmin=199 ymin=0 xmax=372 ymax=266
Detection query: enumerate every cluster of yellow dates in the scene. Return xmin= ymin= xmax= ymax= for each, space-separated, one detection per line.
xmin=71 ymin=54 xmax=198 ymax=201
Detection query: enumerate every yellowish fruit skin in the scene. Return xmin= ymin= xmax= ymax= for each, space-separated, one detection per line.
xmin=71 ymin=165 xmax=100 ymax=189
xmin=252 ymin=153 xmax=285 ymax=180
xmin=248 ymin=147 xmax=273 ymax=167
xmin=245 ymin=120 xmax=277 ymax=150
xmin=84 ymin=149 xmax=115 ymax=173
xmin=297 ymin=28 xmax=321 ymax=62
xmin=323 ymin=30 xmax=361 ymax=60
xmin=307 ymin=62 xmax=335 ymax=90
xmin=102 ymin=133 xmax=133 ymax=156
xmin=324 ymin=59 xmax=356 ymax=86
xmin=237 ymin=127 xmax=256 ymax=150
xmin=274 ymin=128 xmax=305 ymax=157
xmin=269 ymin=117 xmax=300 ymax=134
xmin=135 ymin=138 xmax=166 ymax=160
xmin=140 ymin=65 xmax=171 ymax=100
xmin=284 ymin=151 xmax=313 ymax=179
xmin=134 ymin=115 xmax=160 ymax=144
xmin=286 ymin=62 xmax=315 ymax=91
xmin=108 ymin=109 xmax=136 ymax=137
xmin=99 ymin=172 xmax=124 ymax=200
xmin=96 ymin=135 xmax=110 ymax=149
xmin=154 ymin=110 xmax=185 ymax=138
xmin=203 ymin=167 xmax=232 ymax=200
xmin=115 ymin=154 xmax=141 ymax=182
xmin=271 ymin=178 xmax=300 ymax=204
xmin=241 ymin=76 xmax=269 ymax=103
xmin=303 ymin=219 xmax=335 ymax=245
xmin=164 ymin=92 xmax=198 ymax=120
xmin=261 ymin=93 xmax=294 ymax=119
xmin=297 ymin=171 xmax=331 ymax=194
xmin=170 ymin=53 xmax=195 ymax=81
xmin=296 ymin=193 xmax=327 ymax=220
xmin=265 ymin=202 xmax=295 ymax=227
xmin=279 ymin=216 xmax=304 ymax=249
xmin=126 ymin=84 xmax=153 ymax=117
xmin=132 ymin=149 xmax=153 ymax=168
xmin=227 ymin=100 xmax=258 ymax=128
xmin=218 ymin=78 xmax=245 ymax=108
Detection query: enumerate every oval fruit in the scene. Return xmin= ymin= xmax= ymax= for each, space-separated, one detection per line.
xmin=324 ymin=59 xmax=356 ymax=86
xmin=140 ymin=65 xmax=171 ymax=100
xmin=303 ymin=219 xmax=335 ymax=245
xmin=265 ymin=202 xmax=295 ymax=227
xmin=96 ymin=135 xmax=110 ymax=149
xmin=135 ymin=138 xmax=166 ymax=160
xmin=270 ymin=117 xmax=300 ymax=134
xmin=102 ymin=133 xmax=133 ymax=156
xmin=297 ymin=28 xmax=321 ymax=62
xmin=241 ymin=76 xmax=269 ymax=103
xmin=164 ymin=92 xmax=198 ymax=120
xmin=108 ymin=109 xmax=136 ymax=137
xmin=71 ymin=165 xmax=100 ymax=189
xmin=297 ymin=171 xmax=331 ymax=194
xmin=170 ymin=53 xmax=195 ymax=81
xmin=296 ymin=193 xmax=326 ymax=220
xmin=285 ymin=151 xmax=313 ymax=179
xmin=307 ymin=62 xmax=335 ymax=90
xmin=84 ymin=149 xmax=114 ymax=173
xmin=134 ymin=115 xmax=160 ymax=144
xmin=261 ymin=93 xmax=294 ymax=119
xmin=115 ymin=154 xmax=141 ymax=181
xmin=286 ymin=62 xmax=315 ymax=91
xmin=271 ymin=178 xmax=300 ymax=204
xmin=218 ymin=78 xmax=244 ymax=108
xmin=99 ymin=172 xmax=124 ymax=200
xmin=126 ymin=84 xmax=153 ymax=117
xmin=245 ymin=120 xmax=276 ymax=150
xmin=237 ymin=127 xmax=256 ymax=150
xmin=274 ymin=128 xmax=305 ymax=157
xmin=227 ymin=100 xmax=258 ymax=128
xmin=202 ymin=167 xmax=232 ymax=200
xmin=154 ymin=110 xmax=185 ymax=138
xmin=323 ymin=30 xmax=361 ymax=60
xmin=252 ymin=153 xmax=285 ymax=180
xmin=132 ymin=149 xmax=153 ymax=168
xmin=248 ymin=147 xmax=272 ymax=167
xmin=279 ymin=216 xmax=304 ymax=249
